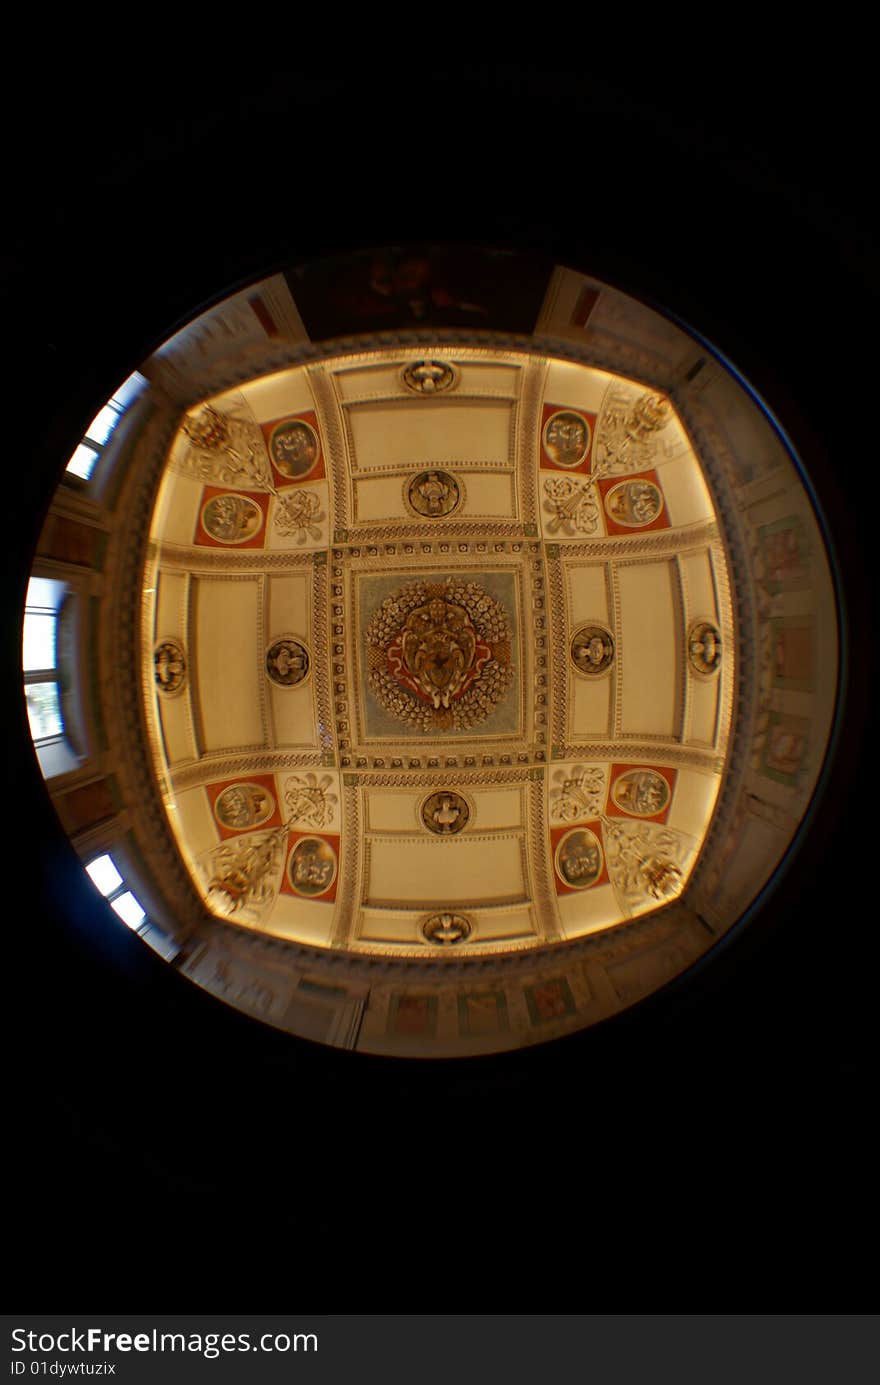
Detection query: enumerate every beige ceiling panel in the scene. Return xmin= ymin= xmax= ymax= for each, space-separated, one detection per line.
xmin=155 ymin=570 xmax=188 ymax=641
xmin=617 ymin=562 xmax=678 ymax=737
xmin=365 ymin=791 xmax=424 ymax=834
xmin=557 ymin=884 xmax=624 ymax=938
xmin=364 ymin=835 xmax=527 ymax=908
xmin=357 ymin=909 xmax=430 ymax=944
xmin=347 ymin=400 xmax=514 ymax=470
xmin=333 ymin=362 xmax=408 ymax=399
xmin=152 ymin=473 xmax=204 ymax=549
xmin=157 ymin=693 xmax=197 ymax=766
xmin=459 ymin=472 xmax=518 ymax=518
xmin=454 ymin=362 xmax=520 ymax=394
xmin=543 ymin=359 xmax=612 ymax=413
xmin=240 ymin=367 xmax=315 ymax=423
xmin=570 ymin=675 xmax=613 ymax=739
xmin=665 ymin=767 xmax=721 ymax=838
xmin=266 ymin=574 xmax=311 ymax=641
xmin=469 ymin=788 xmax=525 ymax=831
xmin=677 ymin=549 xmax=719 ymax=624
xmin=470 ymin=906 xmax=536 ymax=940
xmin=354 ymin=474 xmax=413 ymax=522
xmin=655 ymin=454 xmax=715 ymax=529
xmin=265 ymin=480 xmax=331 ymax=552
xmin=266 ymin=895 xmax=336 ymax=947
xmin=171 ymin=785 xmax=219 ymax=859
xmin=686 ymin=678 xmax=720 ymax=747
xmin=196 ymin=577 xmax=266 ymax=751
xmin=566 ymin=562 xmax=610 ymax=628
xmin=270 ymin=684 xmax=320 ymax=749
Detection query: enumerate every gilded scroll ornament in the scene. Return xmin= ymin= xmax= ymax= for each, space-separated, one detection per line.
xmin=283 ymin=773 xmax=337 ymax=830
xmin=543 ymin=476 xmax=600 ymax=536
xmin=593 ymin=388 xmax=672 ymax=475
xmin=205 ymin=826 xmax=287 ymax=917
xmin=273 ymin=489 xmax=324 ymax=543
xmin=180 ymin=403 xmax=276 ymax=493
xmin=550 ymin=766 xmax=606 ymax=823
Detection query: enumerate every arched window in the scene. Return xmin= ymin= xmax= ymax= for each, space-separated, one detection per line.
xmin=66 ymin=371 xmax=148 ymax=480
xmin=23 ymin=576 xmax=80 ymax=778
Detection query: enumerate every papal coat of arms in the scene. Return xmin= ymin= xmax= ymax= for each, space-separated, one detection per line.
xmin=365 ymin=578 xmax=514 ymax=732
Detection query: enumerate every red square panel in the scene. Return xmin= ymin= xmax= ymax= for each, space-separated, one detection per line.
xmin=597 ymin=469 xmax=669 ymax=534
xmin=194 ymin=485 xmax=270 ymax=549
xmin=549 ymin=819 xmax=610 ymax=897
xmin=606 ymin=764 xmax=677 ymax=824
xmin=540 ymin=402 xmax=597 ymax=475
xmin=281 ymin=831 xmax=339 ymax=904
xmin=260 ymin=410 xmax=325 ymax=484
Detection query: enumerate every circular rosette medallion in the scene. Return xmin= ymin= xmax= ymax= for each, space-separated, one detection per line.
xmin=265 ymin=638 xmax=310 ymax=688
xmin=214 ymin=782 xmax=276 ymax=831
xmin=604 ymin=479 xmax=664 ymax=528
xmin=406 ymin=470 xmax=461 ymax=518
xmin=570 ymin=624 xmax=614 ymax=676
xmin=268 ymin=418 xmax=320 ymax=479
xmin=688 ymin=620 xmax=722 ymax=675
xmin=366 ymin=579 xmax=514 ymax=732
xmin=201 ymin=493 xmax=264 ymax=544
xmin=421 ymin=790 xmax=470 ymax=835
xmin=287 ymin=836 xmax=337 ymax=898
xmin=543 ymin=410 xmax=591 ymax=467
xmin=554 ymin=827 xmax=604 ymax=890
xmin=611 ymin=768 xmax=671 ymax=818
xmin=153 ymin=638 xmax=186 ymax=695
xmin=422 ymin=912 xmax=472 ymax=944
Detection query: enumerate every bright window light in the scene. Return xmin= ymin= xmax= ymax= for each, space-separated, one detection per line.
xmin=26 ymin=577 xmax=65 ymax=611
xmin=22 ymin=611 xmax=58 ymax=672
xmin=85 ymin=854 xmax=123 ymax=897
xmin=25 ymin=682 xmax=63 ymax=739
xmin=84 ymin=402 xmax=123 ymax=447
xmin=111 ymin=891 xmax=147 ymax=929
xmin=112 ymin=371 xmax=147 ymax=409
xmin=67 ymin=442 xmax=100 ymax=479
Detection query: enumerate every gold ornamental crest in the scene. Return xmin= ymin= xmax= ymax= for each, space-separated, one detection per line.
xmin=365 ymin=578 xmax=515 ymax=732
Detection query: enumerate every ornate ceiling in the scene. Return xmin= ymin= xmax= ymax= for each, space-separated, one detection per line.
xmin=143 ymin=350 xmax=733 ymax=957
xmin=28 ymin=248 xmax=841 ymax=1056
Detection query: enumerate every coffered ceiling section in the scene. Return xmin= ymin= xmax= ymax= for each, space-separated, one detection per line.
xmin=143 ymin=348 xmax=734 ymax=955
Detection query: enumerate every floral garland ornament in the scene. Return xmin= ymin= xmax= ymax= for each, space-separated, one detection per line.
xmin=366 ymin=578 xmax=514 ymax=732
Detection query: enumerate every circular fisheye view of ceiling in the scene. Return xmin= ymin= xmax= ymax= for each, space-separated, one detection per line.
xmin=24 ymin=246 xmax=841 ymax=1057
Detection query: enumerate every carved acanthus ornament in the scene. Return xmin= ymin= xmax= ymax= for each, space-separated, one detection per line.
xmin=177 ymin=401 xmax=277 ymax=493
